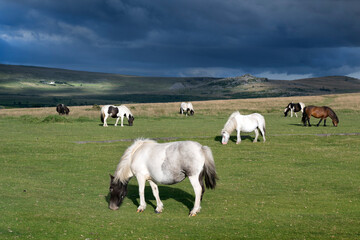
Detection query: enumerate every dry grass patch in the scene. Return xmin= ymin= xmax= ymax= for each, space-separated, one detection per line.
xmin=1 ymin=93 xmax=359 ymax=118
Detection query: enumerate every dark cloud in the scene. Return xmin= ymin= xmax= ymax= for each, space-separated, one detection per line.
xmin=1 ymin=0 xmax=360 ymax=79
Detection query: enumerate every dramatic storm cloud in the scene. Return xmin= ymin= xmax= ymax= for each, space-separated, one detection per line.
xmin=1 ymin=0 xmax=360 ymax=79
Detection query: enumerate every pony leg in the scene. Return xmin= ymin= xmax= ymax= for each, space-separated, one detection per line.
xmin=291 ymin=109 xmax=293 ymax=117
xmin=295 ymin=112 xmax=298 ymax=118
xmin=323 ymin=119 xmax=327 ymax=126
xmin=103 ymin=115 xmax=109 ymax=127
xmin=148 ymin=180 xmax=164 ymax=213
xmin=236 ymin=129 xmax=241 ymax=144
xmin=120 ymin=116 xmax=124 ymax=127
xmin=253 ymin=129 xmax=259 ymax=143
xmin=136 ymin=176 xmax=147 ymax=212
xmin=316 ymin=118 xmax=323 ymax=127
xmin=188 ymin=175 xmax=202 ymax=217
xmin=114 ymin=117 xmax=120 ymax=127
xmin=259 ymin=127 xmax=266 ymax=142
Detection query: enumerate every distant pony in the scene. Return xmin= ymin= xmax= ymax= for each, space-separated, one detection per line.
xmin=221 ymin=111 xmax=266 ymax=144
xmin=302 ymin=106 xmax=339 ymax=127
xmin=56 ymin=104 xmax=70 ymax=115
xmin=101 ymin=105 xmax=134 ymax=127
xmin=109 ymin=138 xmax=217 ymax=216
xmin=284 ymin=102 xmax=305 ymax=117
xmin=180 ymin=102 xmax=194 ymax=116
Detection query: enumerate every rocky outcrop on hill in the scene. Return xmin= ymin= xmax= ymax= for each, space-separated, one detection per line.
xmin=223 ymin=74 xmax=268 ymax=83
xmin=169 ymin=74 xmax=268 ymax=91
xmin=207 ymin=74 xmax=268 ymax=88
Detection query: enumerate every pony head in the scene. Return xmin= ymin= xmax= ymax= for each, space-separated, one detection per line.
xmin=284 ymin=107 xmax=289 ymax=117
xmin=190 ymin=109 xmax=194 ymax=116
xmin=284 ymin=103 xmax=292 ymax=117
xmin=327 ymin=107 xmax=339 ymax=127
xmin=332 ymin=116 xmax=339 ymax=127
xmin=109 ymin=174 xmax=128 ymax=210
xmin=127 ymin=114 xmax=134 ymax=126
xmin=221 ymin=130 xmax=230 ymax=144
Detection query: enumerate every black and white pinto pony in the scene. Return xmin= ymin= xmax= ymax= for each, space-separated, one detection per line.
xmin=56 ymin=104 xmax=70 ymax=115
xmin=180 ymin=102 xmax=194 ymax=116
xmin=101 ymin=105 xmax=134 ymax=127
xmin=221 ymin=111 xmax=266 ymax=144
xmin=109 ymin=139 xmax=217 ymax=216
xmin=284 ymin=102 xmax=305 ymax=117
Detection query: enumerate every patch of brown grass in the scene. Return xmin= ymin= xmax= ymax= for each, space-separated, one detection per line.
xmin=1 ymin=93 xmax=359 ymax=118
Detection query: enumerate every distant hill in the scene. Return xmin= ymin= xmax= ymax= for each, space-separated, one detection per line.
xmin=0 ymin=64 xmax=359 ymax=108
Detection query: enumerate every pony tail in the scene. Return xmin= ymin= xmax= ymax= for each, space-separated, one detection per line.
xmin=201 ymin=146 xmax=218 ymax=189
xmin=100 ymin=112 xmax=104 ymax=123
xmin=301 ymin=107 xmax=307 ymax=124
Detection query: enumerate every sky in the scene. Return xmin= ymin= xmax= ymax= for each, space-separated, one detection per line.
xmin=1 ymin=0 xmax=360 ymax=80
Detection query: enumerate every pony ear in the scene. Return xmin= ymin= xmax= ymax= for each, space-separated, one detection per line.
xmin=110 ymin=174 xmax=114 ymax=180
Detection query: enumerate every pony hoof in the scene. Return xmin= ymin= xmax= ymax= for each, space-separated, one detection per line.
xmin=189 ymin=213 xmax=197 ymax=217
xmin=137 ymin=209 xmax=144 ymax=213
xmin=155 ymin=210 xmax=162 ymax=214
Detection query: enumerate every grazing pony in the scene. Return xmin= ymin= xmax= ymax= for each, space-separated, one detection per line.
xmin=109 ymin=139 xmax=217 ymax=216
xmin=56 ymin=104 xmax=70 ymax=115
xmin=221 ymin=111 xmax=266 ymax=144
xmin=302 ymin=106 xmax=339 ymax=127
xmin=284 ymin=102 xmax=305 ymax=117
xmin=101 ymin=105 xmax=134 ymax=127
xmin=180 ymin=102 xmax=194 ymax=116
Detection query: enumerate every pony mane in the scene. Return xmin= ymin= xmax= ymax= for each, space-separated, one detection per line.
xmin=326 ymin=106 xmax=339 ymax=123
xmin=114 ymin=138 xmax=156 ymax=183
xmin=118 ymin=105 xmax=133 ymax=118
xmin=222 ymin=111 xmax=240 ymax=134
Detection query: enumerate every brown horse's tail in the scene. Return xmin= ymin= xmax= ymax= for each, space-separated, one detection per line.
xmin=301 ymin=107 xmax=308 ymax=124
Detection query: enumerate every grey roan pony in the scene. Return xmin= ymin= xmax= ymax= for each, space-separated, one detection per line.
xmin=109 ymin=139 xmax=218 ymax=216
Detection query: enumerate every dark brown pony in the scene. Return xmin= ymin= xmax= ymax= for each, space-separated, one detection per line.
xmin=302 ymin=106 xmax=339 ymax=127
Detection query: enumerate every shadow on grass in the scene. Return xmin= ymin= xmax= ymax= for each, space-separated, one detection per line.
xmin=214 ymin=135 xmax=254 ymax=143
xmin=288 ymin=123 xmax=304 ymax=126
xmin=98 ymin=123 xmax=133 ymax=127
xmin=105 ymin=184 xmax=195 ymax=212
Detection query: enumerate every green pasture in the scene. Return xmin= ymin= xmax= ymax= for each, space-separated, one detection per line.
xmin=1 ymin=111 xmax=359 ymax=239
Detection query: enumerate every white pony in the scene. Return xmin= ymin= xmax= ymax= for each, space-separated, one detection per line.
xmin=284 ymin=102 xmax=305 ymax=117
xmin=180 ymin=102 xmax=194 ymax=115
xmin=101 ymin=105 xmax=134 ymax=127
xmin=221 ymin=111 xmax=266 ymax=144
xmin=109 ymin=139 xmax=217 ymax=216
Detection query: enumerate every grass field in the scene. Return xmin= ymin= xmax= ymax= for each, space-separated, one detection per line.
xmin=1 ymin=94 xmax=360 ymax=239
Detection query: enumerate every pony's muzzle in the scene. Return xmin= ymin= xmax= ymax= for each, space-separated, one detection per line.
xmin=109 ymin=204 xmax=119 ymax=210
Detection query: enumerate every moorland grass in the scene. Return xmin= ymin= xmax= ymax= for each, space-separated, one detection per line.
xmin=0 ymin=94 xmax=360 ymax=239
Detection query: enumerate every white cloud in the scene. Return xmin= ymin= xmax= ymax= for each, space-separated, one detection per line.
xmin=0 ymin=29 xmax=71 ymax=45
xmin=347 ymin=71 xmax=360 ymax=79
xmin=256 ymin=71 xmax=313 ymax=80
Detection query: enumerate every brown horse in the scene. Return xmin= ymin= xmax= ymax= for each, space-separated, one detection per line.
xmin=302 ymin=106 xmax=339 ymax=127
